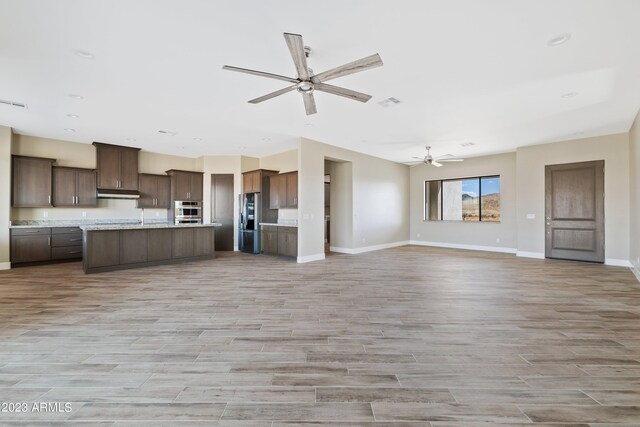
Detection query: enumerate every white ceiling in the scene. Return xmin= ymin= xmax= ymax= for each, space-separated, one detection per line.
xmin=1 ymin=0 xmax=639 ymax=162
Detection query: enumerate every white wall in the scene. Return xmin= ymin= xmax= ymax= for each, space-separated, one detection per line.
xmin=298 ymin=137 xmax=410 ymax=261
xmin=259 ymin=149 xmax=297 ymax=173
xmin=629 ymin=111 xmax=640 ymax=276
xmin=0 ymin=126 xmax=12 ymax=269
xmin=516 ymin=133 xmax=630 ymax=263
xmin=409 ymin=152 xmax=517 ymax=252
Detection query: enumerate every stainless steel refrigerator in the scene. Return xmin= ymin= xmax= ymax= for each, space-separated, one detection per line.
xmin=239 ymin=193 xmax=261 ymax=254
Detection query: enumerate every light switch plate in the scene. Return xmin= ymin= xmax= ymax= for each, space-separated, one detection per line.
xmin=526 ymin=213 xmax=535 ymax=219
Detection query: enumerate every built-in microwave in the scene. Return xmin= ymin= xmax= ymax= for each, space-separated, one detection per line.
xmin=175 ymin=201 xmax=202 ymax=224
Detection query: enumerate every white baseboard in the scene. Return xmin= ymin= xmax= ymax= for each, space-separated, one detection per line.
xmin=605 ymin=258 xmax=632 ymax=267
xmin=0 ymin=262 xmax=10 ymax=270
xmin=631 ymin=263 xmax=640 ymax=283
xmin=297 ymin=253 xmax=325 ymax=263
xmin=331 ymin=241 xmax=409 ymax=255
xmin=410 ymin=240 xmax=517 ymax=254
xmin=516 ymin=251 xmax=545 ymax=259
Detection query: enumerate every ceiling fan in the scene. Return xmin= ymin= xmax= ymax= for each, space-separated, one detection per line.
xmin=222 ymin=32 xmax=383 ymax=115
xmin=411 ymin=146 xmax=464 ymax=167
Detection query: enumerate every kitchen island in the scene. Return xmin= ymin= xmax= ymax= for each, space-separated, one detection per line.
xmin=81 ymin=223 xmax=217 ymax=274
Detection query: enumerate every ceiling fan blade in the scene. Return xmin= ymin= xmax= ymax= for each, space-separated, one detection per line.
xmin=432 ymin=161 xmax=443 ymax=167
xmin=283 ymin=33 xmax=309 ymax=80
xmin=434 ymin=153 xmax=454 ymax=159
xmin=302 ymin=92 xmax=317 ymax=115
xmin=411 ymin=156 xmax=425 ymax=160
xmin=310 ymin=53 xmax=383 ymax=83
xmin=314 ymin=83 xmax=372 ymax=103
xmin=248 ymin=85 xmax=297 ymax=104
xmin=222 ymin=65 xmax=298 ymax=84
xmin=439 ymin=158 xmax=464 ymax=162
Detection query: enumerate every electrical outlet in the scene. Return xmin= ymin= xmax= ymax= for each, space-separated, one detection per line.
xmin=82 ymin=211 xmax=87 ymax=217
xmin=417 ymin=233 xmax=421 ymax=238
xmin=526 ymin=213 xmax=535 ymax=219
xmin=43 ymin=211 xmax=48 ymax=218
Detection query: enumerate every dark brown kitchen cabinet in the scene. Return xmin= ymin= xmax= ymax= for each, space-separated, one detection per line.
xmin=166 ymin=170 xmax=204 ymax=201
xmin=51 ymin=227 xmax=82 ymax=260
xmin=194 ymin=227 xmax=214 ymax=256
xmin=278 ymin=226 xmax=298 ymax=258
xmin=52 ymin=166 xmax=97 ymax=207
xmin=243 ymin=170 xmax=261 ymax=193
xmin=260 ymin=225 xmax=297 ymax=258
xmin=138 ymin=174 xmax=171 ymax=208
xmin=261 ymin=225 xmax=278 ymax=255
xmin=172 ymin=228 xmax=195 ymax=258
xmin=93 ymin=142 xmax=140 ymax=191
xmin=286 ymin=172 xmax=298 ymax=208
xmin=12 ymin=156 xmax=55 ymax=207
xmin=269 ymin=174 xmax=286 ymax=209
xmin=10 ymin=228 xmax=51 ymax=263
xmin=269 ymin=171 xmax=298 ymax=209
xmin=84 ymin=230 xmax=120 ymax=269
xmin=147 ymin=229 xmax=172 ymax=261
xmin=120 ymin=229 xmax=148 ymax=264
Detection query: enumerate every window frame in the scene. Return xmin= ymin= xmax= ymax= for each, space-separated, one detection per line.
xmin=423 ymin=174 xmax=501 ymax=222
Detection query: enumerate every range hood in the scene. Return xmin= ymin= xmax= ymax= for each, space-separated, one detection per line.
xmin=97 ymin=189 xmax=140 ymax=199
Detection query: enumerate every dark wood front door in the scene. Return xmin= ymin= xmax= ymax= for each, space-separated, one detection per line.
xmin=211 ymin=174 xmax=234 ymax=251
xmin=545 ymin=160 xmax=605 ymax=263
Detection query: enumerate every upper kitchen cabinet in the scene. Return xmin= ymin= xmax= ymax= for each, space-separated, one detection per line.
xmin=12 ymin=155 xmax=55 ymax=207
xmin=286 ymin=172 xmax=298 ymax=208
xmin=93 ymin=142 xmax=141 ymax=191
xmin=165 ymin=170 xmax=204 ymax=201
xmin=269 ymin=171 xmax=298 ymax=209
xmin=52 ymin=166 xmax=97 ymax=207
xmin=138 ymin=174 xmax=171 ymax=208
xmin=242 ymin=170 xmax=261 ymax=193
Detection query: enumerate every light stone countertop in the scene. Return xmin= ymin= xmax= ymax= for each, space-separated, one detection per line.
xmin=80 ymin=223 xmax=221 ymax=231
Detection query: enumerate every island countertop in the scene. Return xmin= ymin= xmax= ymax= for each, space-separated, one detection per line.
xmin=80 ymin=223 xmax=221 ymax=231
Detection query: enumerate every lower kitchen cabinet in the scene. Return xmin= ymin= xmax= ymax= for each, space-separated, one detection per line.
xmin=10 ymin=227 xmax=83 ymax=265
xmin=84 ymin=230 xmax=120 ymax=269
xmin=10 ymin=228 xmax=51 ymax=264
xmin=148 ymin=229 xmax=172 ymax=261
xmin=261 ymin=225 xmax=278 ymax=255
xmin=260 ymin=225 xmax=297 ymax=258
xmin=83 ymin=226 xmax=216 ymax=273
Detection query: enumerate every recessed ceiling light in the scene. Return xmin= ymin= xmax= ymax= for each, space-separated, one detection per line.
xmin=68 ymin=94 xmax=84 ymax=100
xmin=75 ymin=50 xmax=95 ymax=59
xmin=304 ymin=123 xmax=313 ymax=127
xmin=261 ymin=137 xmax=271 ymax=142
xmin=64 ymin=128 xmax=76 ymax=132
xmin=192 ymin=137 xmax=202 ymax=142
xmin=547 ymin=33 xmax=571 ymax=47
xmin=460 ymin=142 xmax=476 ymax=147
xmin=66 ymin=114 xmax=79 ymax=118
xmin=126 ymin=138 xmax=136 ymax=142
xmin=561 ymin=92 xmax=579 ymax=98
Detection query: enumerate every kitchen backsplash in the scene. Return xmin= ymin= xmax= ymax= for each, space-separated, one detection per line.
xmin=11 ymin=199 xmax=169 ymax=222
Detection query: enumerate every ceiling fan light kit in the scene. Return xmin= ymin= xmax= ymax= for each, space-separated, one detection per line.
xmin=223 ymin=32 xmax=383 ymax=115
xmin=411 ymin=146 xmax=465 ymax=167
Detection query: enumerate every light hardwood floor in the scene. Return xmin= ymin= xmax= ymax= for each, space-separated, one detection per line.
xmin=0 ymin=246 xmax=639 ymax=425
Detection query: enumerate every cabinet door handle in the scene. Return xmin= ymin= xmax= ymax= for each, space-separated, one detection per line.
xmin=69 ymin=238 xmax=82 ymax=242
xmin=68 ymin=251 xmax=81 ymax=254
xmin=47 ymin=237 xmax=51 ymax=246
xmin=24 ymin=230 xmax=40 ymax=233
xmin=48 ymin=195 xmax=51 ymax=204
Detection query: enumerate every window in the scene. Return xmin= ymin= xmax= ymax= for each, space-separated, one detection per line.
xmin=424 ymin=176 xmax=501 ymax=222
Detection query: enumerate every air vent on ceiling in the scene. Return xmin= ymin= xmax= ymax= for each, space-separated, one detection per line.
xmin=377 ymin=97 xmax=401 ymax=108
xmin=0 ymin=99 xmax=27 ymax=109
xmin=460 ymin=142 xmax=476 ymax=147
xmin=158 ymin=130 xmax=177 ymax=136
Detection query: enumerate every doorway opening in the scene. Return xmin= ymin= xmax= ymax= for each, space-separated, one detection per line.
xmin=324 ymin=158 xmax=353 ymax=254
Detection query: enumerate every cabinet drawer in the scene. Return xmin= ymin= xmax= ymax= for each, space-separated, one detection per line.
xmin=11 ymin=227 xmax=51 ymax=236
xmin=52 ymin=245 xmax=83 ymax=260
xmin=52 ymin=232 xmax=83 ymax=247
xmin=279 ymin=226 xmax=297 ymax=234
xmin=52 ymin=227 xmax=81 ymax=234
